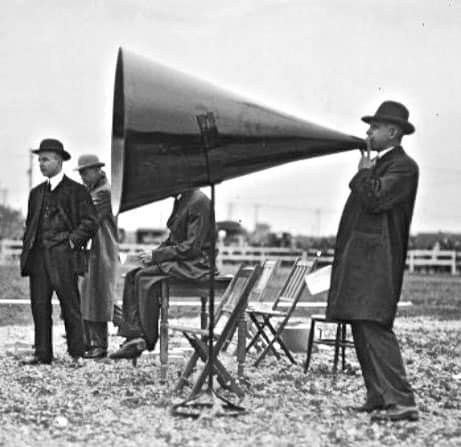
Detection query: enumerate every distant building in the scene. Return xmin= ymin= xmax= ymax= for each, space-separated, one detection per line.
xmin=135 ymin=228 xmax=168 ymax=245
xmin=216 ymin=220 xmax=248 ymax=246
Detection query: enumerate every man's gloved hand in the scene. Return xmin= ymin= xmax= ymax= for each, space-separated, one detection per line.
xmin=137 ymin=250 xmax=152 ymax=265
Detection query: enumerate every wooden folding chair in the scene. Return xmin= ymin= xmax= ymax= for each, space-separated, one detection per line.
xmin=170 ymin=265 xmax=259 ymax=398
xmin=246 ymin=258 xmax=317 ymax=367
xmin=248 ymin=258 xmax=281 ymax=303
xmin=236 ymin=258 xmax=282 ymax=352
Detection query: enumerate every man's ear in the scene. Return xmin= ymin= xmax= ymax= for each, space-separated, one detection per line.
xmin=388 ymin=124 xmax=403 ymax=140
xmin=388 ymin=125 xmax=398 ymax=139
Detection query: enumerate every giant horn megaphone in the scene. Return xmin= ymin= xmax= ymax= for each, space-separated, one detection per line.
xmin=111 ymin=48 xmax=365 ymax=214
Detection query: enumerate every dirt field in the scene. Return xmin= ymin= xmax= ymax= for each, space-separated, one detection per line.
xmin=1 ymin=265 xmax=461 ymax=446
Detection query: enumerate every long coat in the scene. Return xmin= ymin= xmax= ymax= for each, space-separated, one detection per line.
xmin=326 ymin=147 xmax=418 ymax=328
xmin=21 ymin=175 xmax=98 ymax=276
xmin=80 ymin=174 xmax=119 ymax=322
xmin=151 ymin=189 xmax=214 ymax=280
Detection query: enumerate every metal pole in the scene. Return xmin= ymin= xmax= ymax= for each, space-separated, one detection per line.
xmin=208 ymin=184 xmax=216 ymax=390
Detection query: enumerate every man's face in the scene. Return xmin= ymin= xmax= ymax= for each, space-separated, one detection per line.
xmin=366 ymin=121 xmax=398 ymax=151
xmin=38 ymin=152 xmax=62 ymax=178
xmin=79 ymin=167 xmax=100 ymax=188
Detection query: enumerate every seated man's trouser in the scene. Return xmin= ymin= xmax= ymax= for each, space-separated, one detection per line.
xmin=119 ymin=266 xmax=163 ymax=350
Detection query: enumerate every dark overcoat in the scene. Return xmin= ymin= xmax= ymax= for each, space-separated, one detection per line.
xmin=80 ymin=174 xmax=119 ymax=321
xmin=20 ymin=175 xmax=98 ymax=276
xmin=326 ymin=147 xmax=418 ymax=328
xmin=151 ymin=189 xmax=213 ymax=280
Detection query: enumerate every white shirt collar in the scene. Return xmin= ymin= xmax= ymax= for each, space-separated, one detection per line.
xmin=48 ymin=171 xmax=64 ymax=191
xmin=377 ymin=146 xmax=395 ymax=159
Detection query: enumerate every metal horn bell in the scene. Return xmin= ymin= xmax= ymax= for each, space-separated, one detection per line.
xmin=111 ymin=47 xmax=365 ymax=214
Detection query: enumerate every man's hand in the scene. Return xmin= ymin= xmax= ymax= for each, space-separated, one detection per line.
xmin=358 ymin=152 xmax=374 ymax=170
xmin=137 ymin=250 xmax=153 ymax=265
xmin=358 ymin=139 xmax=374 ymax=170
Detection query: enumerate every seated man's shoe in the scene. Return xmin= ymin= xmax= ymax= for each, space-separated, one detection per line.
xmin=21 ymin=356 xmax=52 ymax=366
xmin=371 ymin=404 xmax=419 ymax=422
xmin=83 ymin=347 xmax=107 ymax=359
xmin=109 ymin=337 xmax=146 ymax=360
xmin=350 ymin=402 xmax=385 ymax=413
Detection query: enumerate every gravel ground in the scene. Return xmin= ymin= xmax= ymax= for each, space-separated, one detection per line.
xmin=0 ymin=317 xmax=460 ymax=447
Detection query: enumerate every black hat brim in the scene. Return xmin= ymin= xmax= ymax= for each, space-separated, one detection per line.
xmin=361 ymin=115 xmax=415 ymax=135
xmin=32 ymin=148 xmax=71 ymax=161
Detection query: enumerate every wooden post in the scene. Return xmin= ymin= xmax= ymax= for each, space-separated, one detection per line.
xmin=159 ymin=279 xmax=169 ymax=383
xmin=237 ymin=309 xmax=247 ymax=380
xmin=408 ymin=251 xmax=414 ymax=273
xmin=200 ymin=295 xmax=208 ymax=336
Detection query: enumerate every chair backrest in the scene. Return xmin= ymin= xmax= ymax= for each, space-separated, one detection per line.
xmin=272 ymin=257 xmax=317 ymax=312
xmin=214 ymin=264 xmax=260 ymax=336
xmin=249 ymin=258 xmax=281 ymax=303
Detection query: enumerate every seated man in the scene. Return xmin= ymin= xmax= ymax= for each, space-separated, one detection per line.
xmin=110 ymin=188 xmax=215 ymax=359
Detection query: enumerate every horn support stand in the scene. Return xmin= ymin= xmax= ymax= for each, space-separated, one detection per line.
xmin=172 ymin=115 xmax=247 ymax=418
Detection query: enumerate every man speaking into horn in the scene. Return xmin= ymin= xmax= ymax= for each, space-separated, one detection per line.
xmin=327 ymin=101 xmax=419 ymax=422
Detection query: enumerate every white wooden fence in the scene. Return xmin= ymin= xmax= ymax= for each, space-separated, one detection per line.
xmin=1 ymin=239 xmax=460 ymax=274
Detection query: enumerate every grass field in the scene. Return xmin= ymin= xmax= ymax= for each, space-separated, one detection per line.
xmin=2 ymin=263 xmax=461 ymax=326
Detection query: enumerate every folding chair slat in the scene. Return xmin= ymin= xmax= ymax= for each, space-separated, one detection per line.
xmin=246 ymin=257 xmax=318 ymax=367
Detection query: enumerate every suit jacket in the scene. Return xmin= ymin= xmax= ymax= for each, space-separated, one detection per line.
xmin=21 ymin=175 xmax=98 ymax=276
xmin=80 ymin=174 xmax=119 ymax=321
xmin=151 ymin=189 xmax=214 ymax=280
xmin=326 ymin=146 xmax=418 ymax=328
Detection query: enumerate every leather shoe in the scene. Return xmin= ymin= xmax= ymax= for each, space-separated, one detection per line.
xmin=109 ymin=337 xmax=146 ymax=360
xmin=350 ymin=402 xmax=384 ymax=413
xmin=371 ymin=404 xmax=419 ymax=422
xmin=21 ymin=356 xmax=52 ymax=365
xmin=83 ymin=347 xmax=107 ymax=359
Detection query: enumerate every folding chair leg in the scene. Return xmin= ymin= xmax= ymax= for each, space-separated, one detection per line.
xmin=245 ymin=315 xmax=267 ymax=352
xmin=304 ymin=318 xmax=317 ymax=373
xmin=187 ymin=338 xmax=244 ymax=398
xmin=237 ymin=312 xmax=247 ymax=380
xmin=333 ymin=323 xmax=341 ymax=373
xmin=254 ymin=321 xmax=296 ymax=367
xmin=254 ymin=317 xmax=296 ymax=366
xmin=175 ymin=351 xmax=200 ymax=392
xmin=248 ymin=317 xmax=281 ymax=359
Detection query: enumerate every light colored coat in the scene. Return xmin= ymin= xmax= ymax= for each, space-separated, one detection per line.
xmin=80 ymin=174 xmax=119 ymax=321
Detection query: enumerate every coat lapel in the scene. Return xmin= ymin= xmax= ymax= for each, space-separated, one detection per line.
xmin=373 ymin=146 xmax=404 ymax=173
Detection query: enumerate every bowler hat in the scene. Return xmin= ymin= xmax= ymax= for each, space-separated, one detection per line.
xmin=74 ymin=154 xmax=105 ymax=171
xmin=362 ymin=101 xmax=415 ymax=135
xmin=32 ymin=138 xmax=71 ymax=160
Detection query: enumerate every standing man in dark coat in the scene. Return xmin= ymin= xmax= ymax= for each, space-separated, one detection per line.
xmin=20 ymin=139 xmax=98 ymax=365
xmin=76 ymin=155 xmax=120 ymax=359
xmin=110 ymin=188 xmax=214 ymax=359
xmin=327 ymin=101 xmax=419 ymax=421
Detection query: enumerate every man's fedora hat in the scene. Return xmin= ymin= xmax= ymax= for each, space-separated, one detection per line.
xmin=74 ymin=154 xmax=105 ymax=171
xmin=362 ymin=101 xmax=415 ymax=135
xmin=32 ymin=138 xmax=71 ymax=160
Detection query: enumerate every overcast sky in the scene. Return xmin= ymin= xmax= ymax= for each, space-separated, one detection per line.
xmin=1 ymin=0 xmax=460 ymax=235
